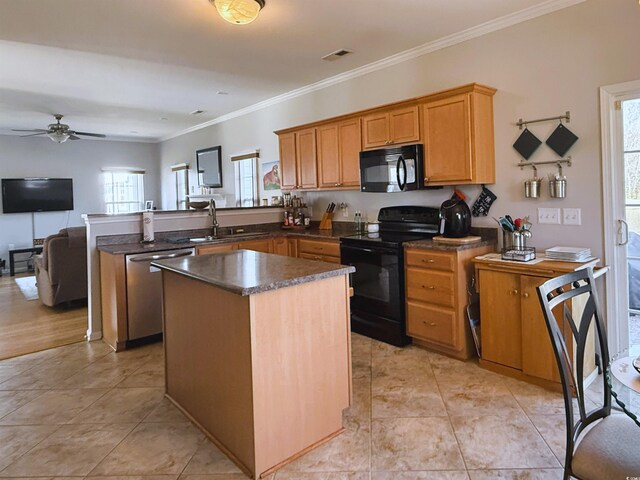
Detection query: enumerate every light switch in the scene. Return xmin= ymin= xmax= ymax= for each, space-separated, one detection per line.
xmin=563 ymin=208 xmax=582 ymax=225
xmin=538 ymin=207 xmax=561 ymax=225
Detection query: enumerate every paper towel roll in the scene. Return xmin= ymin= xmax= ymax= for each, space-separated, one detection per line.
xmin=142 ymin=211 xmax=154 ymax=243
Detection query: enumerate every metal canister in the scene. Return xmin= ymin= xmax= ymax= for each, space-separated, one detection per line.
xmin=525 ymin=178 xmax=542 ymax=198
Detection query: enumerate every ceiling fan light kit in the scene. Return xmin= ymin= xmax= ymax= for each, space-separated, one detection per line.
xmin=211 ymin=0 xmax=265 ymax=25
xmin=12 ymin=114 xmax=106 ymax=143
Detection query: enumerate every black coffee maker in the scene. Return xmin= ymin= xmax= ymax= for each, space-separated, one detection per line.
xmin=439 ymin=195 xmax=471 ymax=238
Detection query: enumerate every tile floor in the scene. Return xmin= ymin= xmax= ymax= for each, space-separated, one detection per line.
xmin=0 ymin=334 xmax=607 ymax=479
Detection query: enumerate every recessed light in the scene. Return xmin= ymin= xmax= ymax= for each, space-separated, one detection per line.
xmin=322 ymin=49 xmax=353 ymax=61
xmin=216 ymin=91 xmax=229 ymax=95
xmin=190 ymin=109 xmax=206 ymax=115
xmin=160 ymin=117 xmax=169 ymax=121
xmin=130 ymin=130 xmax=139 ymax=134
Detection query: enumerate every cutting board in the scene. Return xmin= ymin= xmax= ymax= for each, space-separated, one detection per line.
xmin=432 ymin=235 xmax=482 ymax=245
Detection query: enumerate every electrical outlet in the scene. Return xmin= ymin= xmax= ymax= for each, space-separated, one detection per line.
xmin=538 ymin=207 xmax=561 ymax=225
xmin=563 ymin=208 xmax=582 ymax=225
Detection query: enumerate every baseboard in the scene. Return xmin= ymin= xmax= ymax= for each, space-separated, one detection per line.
xmin=86 ymin=329 xmax=102 ymax=341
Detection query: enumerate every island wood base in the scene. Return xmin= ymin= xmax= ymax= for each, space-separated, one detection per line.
xmin=161 ymin=270 xmax=352 ymax=479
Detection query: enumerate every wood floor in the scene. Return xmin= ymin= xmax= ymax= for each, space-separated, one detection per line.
xmin=0 ymin=273 xmax=87 ymax=360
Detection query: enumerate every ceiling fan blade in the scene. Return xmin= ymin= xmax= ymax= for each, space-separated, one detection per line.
xmin=68 ymin=134 xmax=81 ymax=141
xmin=12 ymin=129 xmax=47 ymax=132
xmin=20 ymin=132 xmax=47 ymax=137
xmin=74 ymin=131 xmax=106 ymax=138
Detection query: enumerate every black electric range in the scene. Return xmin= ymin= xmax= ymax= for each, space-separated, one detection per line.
xmin=340 ymin=206 xmax=440 ymax=346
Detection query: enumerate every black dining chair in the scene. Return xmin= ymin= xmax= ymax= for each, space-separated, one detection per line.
xmin=537 ymin=268 xmax=640 ymax=480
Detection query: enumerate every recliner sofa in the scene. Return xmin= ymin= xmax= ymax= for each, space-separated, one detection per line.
xmin=34 ymin=227 xmax=88 ymax=307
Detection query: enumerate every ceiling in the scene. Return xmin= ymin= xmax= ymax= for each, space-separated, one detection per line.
xmin=0 ymin=0 xmax=575 ymax=142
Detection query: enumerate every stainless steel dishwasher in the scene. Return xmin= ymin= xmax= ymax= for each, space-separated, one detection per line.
xmin=125 ymin=248 xmax=195 ymax=341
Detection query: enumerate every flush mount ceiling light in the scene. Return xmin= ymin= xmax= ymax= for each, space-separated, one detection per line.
xmin=210 ymin=0 xmax=265 ymax=25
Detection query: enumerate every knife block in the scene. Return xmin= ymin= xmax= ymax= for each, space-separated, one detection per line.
xmin=319 ymin=212 xmax=333 ymax=230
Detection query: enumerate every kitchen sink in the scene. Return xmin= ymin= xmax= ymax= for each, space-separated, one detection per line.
xmin=188 ymin=232 xmax=269 ymax=242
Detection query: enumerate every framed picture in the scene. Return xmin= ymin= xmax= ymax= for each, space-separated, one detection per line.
xmin=196 ymin=146 xmax=223 ymax=188
xmin=261 ymin=161 xmax=280 ymax=191
xmin=144 ymin=200 xmax=154 ymax=211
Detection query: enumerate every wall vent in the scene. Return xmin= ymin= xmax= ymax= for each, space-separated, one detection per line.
xmin=322 ymin=49 xmax=353 ymax=61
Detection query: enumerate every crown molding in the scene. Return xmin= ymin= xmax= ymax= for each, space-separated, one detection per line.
xmin=159 ymin=0 xmax=587 ymax=143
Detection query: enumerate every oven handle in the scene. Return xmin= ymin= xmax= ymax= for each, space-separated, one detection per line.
xmin=340 ymin=244 xmax=399 ymax=256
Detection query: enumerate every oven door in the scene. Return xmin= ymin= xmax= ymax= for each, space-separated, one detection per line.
xmin=340 ymin=243 xmax=403 ymax=321
xmin=359 ymin=146 xmax=420 ymax=193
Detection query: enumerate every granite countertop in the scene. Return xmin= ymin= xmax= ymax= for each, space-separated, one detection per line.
xmin=151 ymin=250 xmax=355 ymax=296
xmin=98 ymin=229 xmax=346 ymax=255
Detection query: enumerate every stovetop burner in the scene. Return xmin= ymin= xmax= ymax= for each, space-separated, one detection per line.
xmin=340 ymin=231 xmax=436 ymax=249
xmin=340 ymin=205 xmax=441 ymax=249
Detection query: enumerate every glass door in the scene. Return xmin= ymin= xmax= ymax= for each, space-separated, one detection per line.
xmin=623 ymin=98 xmax=640 ymax=354
xmin=340 ymin=244 xmax=402 ymax=321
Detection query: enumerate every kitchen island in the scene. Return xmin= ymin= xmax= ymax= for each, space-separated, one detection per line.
xmin=152 ymin=250 xmax=355 ymax=479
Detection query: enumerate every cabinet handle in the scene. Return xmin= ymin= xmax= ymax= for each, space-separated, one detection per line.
xmin=422 ymin=321 xmax=437 ymax=327
xmin=522 ymin=292 xmax=530 ymax=298
xmin=422 ymin=259 xmax=435 ymax=263
xmin=335 ymin=183 xmax=340 ymax=187
xmin=513 ymin=289 xmax=519 ymax=295
xmin=424 ymin=177 xmax=429 ymax=183
xmin=421 ymin=285 xmax=435 ymax=290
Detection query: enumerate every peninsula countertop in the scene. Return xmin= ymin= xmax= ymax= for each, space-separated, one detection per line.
xmin=152 ymin=249 xmax=355 ymax=296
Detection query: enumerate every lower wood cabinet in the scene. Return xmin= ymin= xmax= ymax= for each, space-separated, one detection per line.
xmin=297 ymin=238 xmax=340 ymax=263
xmin=196 ymin=238 xmax=273 ymax=256
xmin=405 ymin=244 xmax=493 ymax=360
xmin=474 ymin=258 xmax=599 ymax=389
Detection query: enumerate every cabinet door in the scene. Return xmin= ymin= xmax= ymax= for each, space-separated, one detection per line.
xmin=272 ymin=237 xmax=289 ymax=256
xmin=521 ymin=275 xmax=562 ymax=383
xmin=317 ymin=124 xmax=341 ymax=188
xmin=479 ymin=270 xmax=522 ymax=369
xmin=422 ymin=93 xmax=473 ymax=184
xmin=339 ymin=119 xmax=362 ymax=187
xmin=279 ymin=132 xmax=297 ymax=190
xmin=295 ymin=128 xmax=318 ymax=189
xmin=287 ymin=238 xmax=298 ymax=258
xmin=237 ymin=239 xmax=272 ymax=254
xmin=362 ymin=112 xmax=390 ymax=149
xmin=389 ymin=106 xmax=420 ymax=145
xmin=196 ymin=243 xmax=236 ymax=255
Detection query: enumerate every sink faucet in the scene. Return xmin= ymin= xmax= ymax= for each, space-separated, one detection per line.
xmin=209 ymin=199 xmax=218 ymax=238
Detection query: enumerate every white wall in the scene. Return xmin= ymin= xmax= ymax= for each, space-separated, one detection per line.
xmin=159 ymin=0 xmax=640 ymax=259
xmin=0 ymin=134 xmax=159 ymax=265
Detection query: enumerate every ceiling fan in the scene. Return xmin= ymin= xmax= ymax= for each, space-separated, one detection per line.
xmin=12 ymin=114 xmax=107 ymax=143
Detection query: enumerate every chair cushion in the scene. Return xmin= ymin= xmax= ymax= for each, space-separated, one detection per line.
xmin=572 ymin=414 xmax=640 ymax=480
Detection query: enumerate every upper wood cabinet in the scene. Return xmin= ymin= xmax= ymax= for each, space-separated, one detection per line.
xmin=317 ymin=119 xmax=362 ymax=188
xmin=422 ymin=88 xmax=495 ymax=186
xmin=362 ymin=105 xmax=419 ymax=150
xmin=279 ymin=132 xmax=297 ymax=190
xmin=278 ymin=128 xmax=317 ymax=190
xmin=296 ymin=128 xmax=318 ymax=189
xmin=276 ymin=83 xmax=496 ymax=190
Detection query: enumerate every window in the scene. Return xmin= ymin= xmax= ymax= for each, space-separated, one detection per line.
xmin=233 ymin=153 xmax=259 ymax=207
xmin=103 ymin=169 xmax=145 ymax=214
xmin=172 ymin=163 xmax=190 ymax=210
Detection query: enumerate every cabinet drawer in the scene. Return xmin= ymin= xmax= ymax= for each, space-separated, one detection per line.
xmin=406 ymin=268 xmax=454 ymax=307
xmin=299 ymin=252 xmax=340 ymax=264
xmin=298 ymin=239 xmax=340 ymax=257
xmin=237 ymin=239 xmax=272 ymax=254
xmin=407 ymin=301 xmax=456 ymax=348
xmin=406 ymin=249 xmax=455 ymax=272
xmin=196 ymin=243 xmax=236 ymax=255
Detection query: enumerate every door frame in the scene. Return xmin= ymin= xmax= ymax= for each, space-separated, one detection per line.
xmin=600 ymin=79 xmax=640 ymax=355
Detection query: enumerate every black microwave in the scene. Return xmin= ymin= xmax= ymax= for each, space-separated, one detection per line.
xmin=359 ymin=144 xmax=424 ymax=192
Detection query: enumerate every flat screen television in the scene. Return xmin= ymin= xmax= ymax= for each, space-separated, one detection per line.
xmin=1 ymin=178 xmax=74 ymax=213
